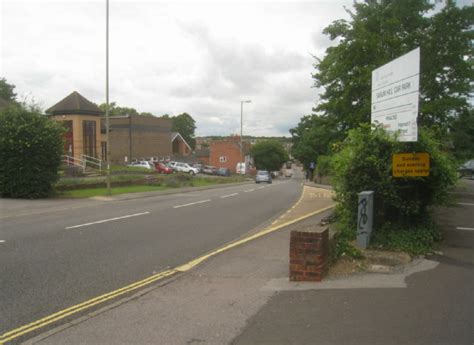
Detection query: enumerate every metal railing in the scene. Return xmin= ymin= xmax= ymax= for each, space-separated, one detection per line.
xmin=81 ymin=154 xmax=102 ymax=171
xmin=61 ymin=155 xmax=102 ymax=173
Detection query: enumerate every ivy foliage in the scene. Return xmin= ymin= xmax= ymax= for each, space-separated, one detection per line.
xmin=331 ymin=125 xmax=457 ymax=255
xmin=0 ymin=105 xmax=64 ymax=198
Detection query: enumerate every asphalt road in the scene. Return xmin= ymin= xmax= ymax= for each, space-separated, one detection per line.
xmin=0 ymin=178 xmax=302 ymax=335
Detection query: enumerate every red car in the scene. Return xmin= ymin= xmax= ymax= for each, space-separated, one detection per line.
xmin=153 ymin=162 xmax=173 ymax=174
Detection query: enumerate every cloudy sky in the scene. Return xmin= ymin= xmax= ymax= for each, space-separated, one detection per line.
xmin=2 ymin=0 xmax=355 ymax=136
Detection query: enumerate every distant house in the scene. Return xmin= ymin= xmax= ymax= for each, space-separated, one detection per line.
xmin=209 ymin=136 xmax=251 ymax=173
xmin=171 ymin=132 xmax=192 ymax=157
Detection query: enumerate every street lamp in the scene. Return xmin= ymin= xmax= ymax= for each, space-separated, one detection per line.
xmin=105 ymin=0 xmax=111 ymax=195
xmin=240 ymin=100 xmax=251 ymax=166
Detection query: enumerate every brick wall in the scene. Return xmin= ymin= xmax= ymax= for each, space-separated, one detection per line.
xmin=209 ymin=141 xmax=242 ymax=172
xmin=105 ymin=115 xmax=172 ymax=164
xmin=289 ymin=227 xmax=329 ymax=282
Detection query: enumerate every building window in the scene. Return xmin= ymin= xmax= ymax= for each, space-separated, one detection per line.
xmin=83 ymin=120 xmax=96 ymax=157
xmin=219 ymin=156 xmax=227 ymax=163
xmin=62 ymin=120 xmax=73 ymax=156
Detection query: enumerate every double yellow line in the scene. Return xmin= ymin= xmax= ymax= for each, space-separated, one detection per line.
xmin=0 ymin=270 xmax=176 ymax=344
xmin=1 ymin=187 xmax=335 ymax=344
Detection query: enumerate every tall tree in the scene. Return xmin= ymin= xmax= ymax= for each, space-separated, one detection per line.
xmin=172 ymin=112 xmax=196 ymax=149
xmin=0 ymin=78 xmax=17 ymax=102
xmin=290 ymin=115 xmax=338 ymax=168
xmin=98 ymin=102 xmax=154 ymax=117
xmin=312 ymin=0 xmax=473 ymax=136
xmin=251 ymin=140 xmax=289 ymax=172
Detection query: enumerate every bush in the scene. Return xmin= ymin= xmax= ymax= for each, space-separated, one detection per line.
xmin=371 ymin=218 xmax=442 ymax=255
xmin=316 ymin=155 xmax=332 ymax=182
xmin=331 ymin=125 xmax=457 ymax=256
xmin=0 ymin=105 xmax=64 ymax=198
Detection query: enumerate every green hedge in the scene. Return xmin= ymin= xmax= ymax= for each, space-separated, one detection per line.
xmin=0 ymin=105 xmax=64 ymax=198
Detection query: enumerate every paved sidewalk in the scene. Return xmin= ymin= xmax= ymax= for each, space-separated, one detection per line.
xmin=25 ymin=185 xmax=335 ymax=345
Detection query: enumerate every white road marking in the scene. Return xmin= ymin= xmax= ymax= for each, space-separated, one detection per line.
xmin=0 ymin=240 xmax=5 ymax=243
xmin=456 ymin=227 xmax=474 ymax=231
xmin=173 ymin=199 xmax=211 ymax=209
xmin=458 ymin=202 xmax=474 ymax=206
xmin=220 ymin=193 xmax=238 ymax=199
xmin=66 ymin=212 xmax=150 ymax=229
xmin=244 ymin=189 xmax=255 ymax=193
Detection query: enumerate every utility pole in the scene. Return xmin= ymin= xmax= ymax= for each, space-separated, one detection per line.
xmin=105 ymin=0 xmax=111 ymax=195
xmin=240 ymin=100 xmax=251 ymax=166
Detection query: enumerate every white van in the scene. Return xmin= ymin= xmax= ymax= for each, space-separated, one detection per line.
xmin=236 ymin=162 xmax=246 ymax=174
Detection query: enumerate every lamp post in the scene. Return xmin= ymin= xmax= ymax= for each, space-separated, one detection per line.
xmin=240 ymin=100 xmax=251 ymax=166
xmin=105 ymin=0 xmax=111 ymax=195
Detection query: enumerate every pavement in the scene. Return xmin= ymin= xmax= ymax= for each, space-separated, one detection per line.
xmin=10 ymin=179 xmax=474 ymax=345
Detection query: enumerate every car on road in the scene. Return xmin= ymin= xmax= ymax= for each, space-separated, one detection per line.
xmin=255 ymin=170 xmax=272 ymax=184
xmin=153 ymin=162 xmax=173 ymax=174
xmin=216 ymin=168 xmax=231 ymax=177
xmin=174 ymin=162 xmax=199 ymax=175
xmin=459 ymin=159 xmax=474 ymax=178
xmin=127 ymin=161 xmax=154 ymax=170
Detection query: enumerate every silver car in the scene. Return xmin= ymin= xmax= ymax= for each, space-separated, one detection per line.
xmin=255 ymin=170 xmax=272 ymax=184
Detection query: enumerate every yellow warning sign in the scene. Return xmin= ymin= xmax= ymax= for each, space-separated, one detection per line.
xmin=392 ymin=153 xmax=430 ymax=177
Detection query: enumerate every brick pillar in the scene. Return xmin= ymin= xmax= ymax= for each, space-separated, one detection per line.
xmin=289 ymin=227 xmax=329 ymax=282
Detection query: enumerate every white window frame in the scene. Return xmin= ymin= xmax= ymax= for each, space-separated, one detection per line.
xmin=219 ymin=156 xmax=227 ymax=163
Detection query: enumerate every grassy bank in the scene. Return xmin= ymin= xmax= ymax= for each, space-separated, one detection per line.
xmin=55 ymin=174 xmax=248 ymax=198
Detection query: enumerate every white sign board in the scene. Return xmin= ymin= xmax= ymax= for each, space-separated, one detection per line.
xmin=371 ymin=48 xmax=420 ymax=142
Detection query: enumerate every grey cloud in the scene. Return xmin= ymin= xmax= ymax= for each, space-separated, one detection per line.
xmin=174 ymin=22 xmax=308 ymax=98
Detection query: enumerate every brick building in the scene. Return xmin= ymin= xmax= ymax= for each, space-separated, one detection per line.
xmin=171 ymin=132 xmax=192 ymax=157
xmin=209 ymin=136 xmax=251 ymax=173
xmin=47 ymin=91 xmax=103 ymax=160
xmin=47 ymin=91 xmax=180 ymax=164
xmin=106 ymin=114 xmax=174 ymax=164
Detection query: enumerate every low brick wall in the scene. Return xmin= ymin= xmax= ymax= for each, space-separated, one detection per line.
xmin=289 ymin=227 xmax=329 ymax=282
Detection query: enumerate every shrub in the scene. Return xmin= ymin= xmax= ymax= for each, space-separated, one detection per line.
xmin=0 ymin=105 xmax=64 ymax=198
xmin=331 ymin=124 xmax=457 ymax=256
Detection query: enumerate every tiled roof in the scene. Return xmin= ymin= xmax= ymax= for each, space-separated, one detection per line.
xmin=46 ymin=91 xmax=102 ymax=116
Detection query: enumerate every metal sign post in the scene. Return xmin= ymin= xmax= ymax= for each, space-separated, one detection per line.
xmin=357 ymin=191 xmax=374 ymax=249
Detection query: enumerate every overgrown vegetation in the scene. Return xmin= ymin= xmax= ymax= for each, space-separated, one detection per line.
xmin=331 ymin=125 xmax=457 ymax=257
xmin=0 ymin=104 xmax=64 ymax=198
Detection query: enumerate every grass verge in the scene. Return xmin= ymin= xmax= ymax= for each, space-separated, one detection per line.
xmin=59 ymin=185 xmax=169 ymax=198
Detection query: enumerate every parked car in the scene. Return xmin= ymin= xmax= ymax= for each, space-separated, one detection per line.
xmin=174 ymin=162 xmax=199 ymax=175
xmin=255 ymin=170 xmax=272 ymax=184
xmin=203 ymin=165 xmax=218 ymax=175
xmin=167 ymin=161 xmax=178 ymax=170
xmin=192 ymin=163 xmax=203 ymax=173
xmin=459 ymin=159 xmax=474 ymax=178
xmin=153 ymin=162 xmax=173 ymax=174
xmin=216 ymin=167 xmax=231 ymax=176
xmin=127 ymin=161 xmax=154 ymax=170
